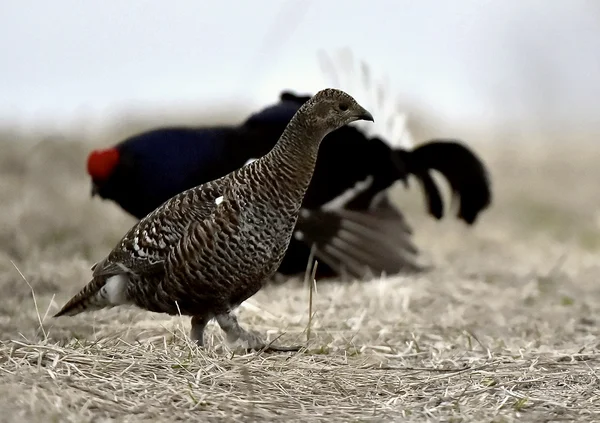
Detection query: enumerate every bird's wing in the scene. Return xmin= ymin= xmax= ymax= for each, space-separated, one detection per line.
xmin=54 ymin=176 xmax=235 ymax=318
xmin=94 ymin=175 xmax=231 ymax=280
xmin=163 ymin=197 xmax=240 ymax=276
xmin=294 ymin=197 xmax=425 ymax=280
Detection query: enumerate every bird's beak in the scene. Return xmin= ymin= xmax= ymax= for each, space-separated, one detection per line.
xmin=356 ymin=107 xmax=374 ymax=122
xmin=91 ymin=183 xmax=99 ymax=197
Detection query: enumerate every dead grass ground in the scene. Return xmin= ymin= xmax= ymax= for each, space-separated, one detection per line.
xmin=0 ymin=125 xmax=599 ymax=422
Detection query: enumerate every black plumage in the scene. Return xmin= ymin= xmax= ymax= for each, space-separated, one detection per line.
xmin=55 ymin=88 xmax=376 ymax=351
xmin=87 ymin=91 xmax=492 ymax=279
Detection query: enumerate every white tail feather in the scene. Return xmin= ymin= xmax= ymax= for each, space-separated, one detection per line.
xmin=101 ymin=274 xmax=129 ymax=305
xmin=317 ymin=47 xmax=415 ymax=150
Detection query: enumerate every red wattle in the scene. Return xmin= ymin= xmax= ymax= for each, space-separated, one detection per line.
xmin=87 ymin=148 xmax=120 ymax=181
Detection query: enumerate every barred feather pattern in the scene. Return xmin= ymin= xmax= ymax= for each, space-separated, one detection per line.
xmin=54 ymin=92 xmax=334 ymax=320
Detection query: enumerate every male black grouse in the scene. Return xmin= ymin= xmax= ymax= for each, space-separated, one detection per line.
xmin=86 ymin=91 xmax=492 ymax=280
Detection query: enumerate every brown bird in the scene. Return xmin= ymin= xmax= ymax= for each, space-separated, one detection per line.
xmin=54 ymin=88 xmax=375 ymax=352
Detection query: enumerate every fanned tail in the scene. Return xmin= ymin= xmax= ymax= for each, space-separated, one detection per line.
xmin=316 ymin=47 xmax=415 ymax=150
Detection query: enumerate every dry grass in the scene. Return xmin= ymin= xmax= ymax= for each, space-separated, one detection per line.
xmin=1 ymin=124 xmax=600 ymax=422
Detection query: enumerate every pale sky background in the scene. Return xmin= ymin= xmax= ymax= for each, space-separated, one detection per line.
xmin=1 ymin=0 xmax=599 ymax=144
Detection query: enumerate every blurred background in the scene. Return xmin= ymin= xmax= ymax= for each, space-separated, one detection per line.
xmin=2 ymin=3 xmax=600 ymax=418
xmin=1 ymin=0 xmax=599 ymax=268
xmin=1 ymin=0 xmax=599 ymax=146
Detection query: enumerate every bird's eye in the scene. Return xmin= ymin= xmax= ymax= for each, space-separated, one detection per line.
xmin=338 ymin=103 xmax=349 ymax=112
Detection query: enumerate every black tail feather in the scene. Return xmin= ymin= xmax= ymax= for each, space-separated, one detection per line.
xmin=415 ymin=171 xmax=444 ymax=220
xmin=294 ymin=206 xmax=426 ymax=281
xmin=395 ymin=140 xmax=492 ymax=225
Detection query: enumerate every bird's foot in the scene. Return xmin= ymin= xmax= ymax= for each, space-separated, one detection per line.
xmin=239 ymin=330 xmax=302 ymax=353
xmin=215 ymin=311 xmax=302 ymax=353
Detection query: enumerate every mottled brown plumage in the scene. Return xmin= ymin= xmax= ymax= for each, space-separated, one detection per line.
xmin=54 ymin=88 xmax=374 ymax=351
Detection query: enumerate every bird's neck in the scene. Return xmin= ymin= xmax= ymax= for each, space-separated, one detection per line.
xmin=261 ymin=112 xmax=324 ymax=200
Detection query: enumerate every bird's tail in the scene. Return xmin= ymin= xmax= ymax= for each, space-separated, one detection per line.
xmin=295 ymin=201 xmax=426 ymax=280
xmin=394 ymin=140 xmax=492 ymax=225
xmin=53 ymin=275 xmax=124 ymax=317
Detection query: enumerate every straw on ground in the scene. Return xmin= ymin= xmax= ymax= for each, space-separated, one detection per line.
xmin=0 ymin=128 xmax=599 ymax=422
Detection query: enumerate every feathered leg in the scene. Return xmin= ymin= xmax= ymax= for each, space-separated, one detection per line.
xmin=190 ymin=315 xmax=210 ymax=346
xmin=215 ymin=311 xmax=301 ymax=352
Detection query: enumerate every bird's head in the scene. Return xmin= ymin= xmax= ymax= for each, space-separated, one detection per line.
xmin=86 ymin=147 xmax=120 ymax=197
xmin=302 ymin=88 xmax=374 ymax=135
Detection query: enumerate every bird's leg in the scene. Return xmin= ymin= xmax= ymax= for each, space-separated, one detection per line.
xmin=189 ymin=315 xmax=210 ymax=347
xmin=215 ymin=311 xmax=301 ymax=353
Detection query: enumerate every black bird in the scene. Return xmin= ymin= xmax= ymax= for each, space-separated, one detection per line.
xmin=87 ymin=91 xmax=492 ymax=279
xmin=55 ymin=88 xmax=376 ymax=351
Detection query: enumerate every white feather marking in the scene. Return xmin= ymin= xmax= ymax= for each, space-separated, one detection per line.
xmin=244 ymin=158 xmax=257 ymax=167
xmin=102 ymin=274 xmax=129 ymax=305
xmin=321 ymin=176 xmax=374 ymax=211
xmin=116 ymin=262 xmax=132 ymax=273
xmin=369 ymin=190 xmax=391 ymax=211
xmin=215 ymin=196 xmax=224 ymax=205
xmin=294 ymin=231 xmax=304 ymax=240
xmin=317 ymin=47 xmax=415 ymax=150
